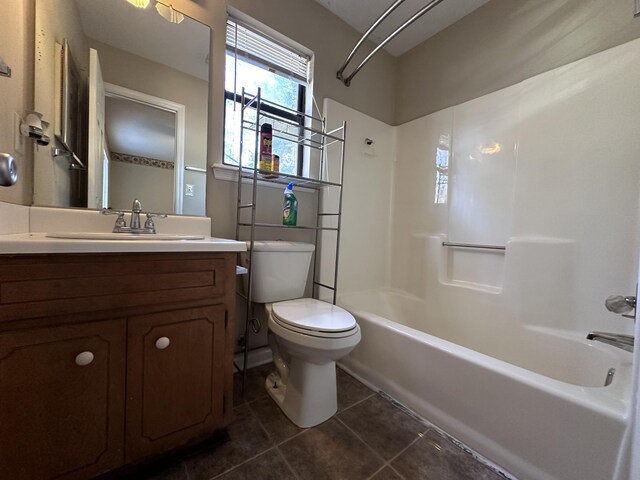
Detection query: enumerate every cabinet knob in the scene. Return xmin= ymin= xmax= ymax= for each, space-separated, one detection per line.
xmin=75 ymin=351 xmax=94 ymax=366
xmin=155 ymin=337 xmax=171 ymax=350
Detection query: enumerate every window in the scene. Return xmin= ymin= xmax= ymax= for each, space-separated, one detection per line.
xmin=434 ymin=134 xmax=449 ymax=204
xmin=224 ymin=18 xmax=310 ymax=176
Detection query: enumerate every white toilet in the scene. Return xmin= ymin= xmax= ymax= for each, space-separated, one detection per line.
xmin=248 ymin=240 xmax=361 ymax=428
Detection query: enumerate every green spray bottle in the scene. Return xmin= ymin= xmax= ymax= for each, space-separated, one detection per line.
xmin=283 ymin=182 xmax=298 ymax=226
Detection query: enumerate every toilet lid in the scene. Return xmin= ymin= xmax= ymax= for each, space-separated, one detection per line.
xmin=272 ymin=298 xmax=356 ymax=333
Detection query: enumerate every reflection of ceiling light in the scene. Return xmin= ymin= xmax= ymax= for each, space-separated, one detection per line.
xmin=479 ymin=143 xmax=502 ymax=155
xmin=156 ymin=2 xmax=185 ymax=24
xmin=126 ymin=0 xmax=150 ymax=8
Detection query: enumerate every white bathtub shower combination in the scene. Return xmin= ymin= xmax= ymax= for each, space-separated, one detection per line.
xmin=339 ymin=287 xmax=632 ymax=480
xmin=323 ymin=38 xmax=640 ymax=480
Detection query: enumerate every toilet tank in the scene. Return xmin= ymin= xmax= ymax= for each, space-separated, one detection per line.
xmin=247 ymin=241 xmax=315 ymax=303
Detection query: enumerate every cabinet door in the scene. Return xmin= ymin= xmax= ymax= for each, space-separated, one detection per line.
xmin=0 ymin=319 xmax=126 ymax=480
xmin=126 ymin=305 xmax=226 ymax=461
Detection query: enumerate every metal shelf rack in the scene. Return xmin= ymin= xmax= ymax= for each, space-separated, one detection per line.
xmin=234 ymin=88 xmax=347 ymax=394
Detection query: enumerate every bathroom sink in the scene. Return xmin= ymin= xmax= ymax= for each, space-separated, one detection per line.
xmin=45 ymin=232 xmax=205 ymax=241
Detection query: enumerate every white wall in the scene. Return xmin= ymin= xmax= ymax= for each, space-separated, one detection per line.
xmin=388 ymin=37 xmax=640 ymax=337
xmin=332 ymin=36 xmax=640 ymax=343
xmin=322 ymin=99 xmax=396 ymax=298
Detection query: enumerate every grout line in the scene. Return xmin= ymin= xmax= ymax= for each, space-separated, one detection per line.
xmin=210 ymin=407 xmax=276 ymax=479
xmin=364 ymin=463 xmax=407 ymax=480
xmin=365 ymin=465 xmax=387 ymax=479
xmin=181 ymin=460 xmax=190 ymax=480
xmin=363 ymin=433 xmax=424 ymax=480
xmin=335 ymin=416 xmax=389 ymax=466
xmin=336 ymin=390 xmax=430 ymax=477
xmin=377 ymin=391 xmax=430 ymax=431
xmin=387 ymin=464 xmax=406 ymax=480
xmin=381 ymin=434 xmax=425 ymax=478
xmin=374 ymin=391 xmax=516 ymax=480
xmin=275 ymin=426 xmax=309 ymax=447
xmin=210 ymin=447 xmax=277 ymax=479
xmin=336 ymin=391 xmax=375 ymax=414
xmin=337 ymin=414 xmax=412 ymax=480
xmin=246 ymin=395 xmax=309 ymax=447
xmin=275 ymin=445 xmax=301 ymax=480
xmin=248 ymin=400 xmax=281 ymax=448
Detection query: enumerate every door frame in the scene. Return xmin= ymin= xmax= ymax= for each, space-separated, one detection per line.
xmin=104 ymin=83 xmax=186 ymax=214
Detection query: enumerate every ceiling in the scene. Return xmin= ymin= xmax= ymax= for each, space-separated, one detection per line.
xmin=74 ymin=0 xmax=210 ymax=81
xmin=313 ymin=0 xmax=490 ymax=57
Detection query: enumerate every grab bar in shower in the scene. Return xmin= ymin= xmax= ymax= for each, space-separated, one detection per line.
xmin=442 ymin=242 xmax=506 ymax=251
xmin=336 ymin=0 xmax=446 ymax=86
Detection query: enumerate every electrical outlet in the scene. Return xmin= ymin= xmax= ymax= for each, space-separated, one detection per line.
xmin=13 ymin=112 xmax=24 ymax=156
xmin=185 ymin=183 xmax=195 ymax=197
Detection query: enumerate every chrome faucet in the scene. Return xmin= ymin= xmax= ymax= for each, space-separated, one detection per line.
xmin=586 ymin=294 xmax=636 ymax=352
xmin=101 ymin=198 xmax=167 ymax=234
xmin=130 ymin=199 xmax=142 ymax=230
xmin=605 ymin=295 xmax=636 ymax=318
xmin=586 ymin=332 xmax=634 ymax=352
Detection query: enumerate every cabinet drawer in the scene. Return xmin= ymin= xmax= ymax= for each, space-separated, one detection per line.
xmin=0 ymin=254 xmax=228 ymax=322
xmin=0 ymin=319 xmax=126 ymax=480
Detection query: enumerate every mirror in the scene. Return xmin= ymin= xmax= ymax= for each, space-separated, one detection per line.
xmin=33 ymin=0 xmax=210 ymax=215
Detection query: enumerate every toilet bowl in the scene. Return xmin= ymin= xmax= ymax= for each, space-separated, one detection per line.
xmin=265 ymin=299 xmax=361 ymax=427
xmin=245 ymin=241 xmax=361 ymax=428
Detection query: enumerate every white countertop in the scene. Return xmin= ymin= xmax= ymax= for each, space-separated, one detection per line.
xmin=0 ymin=233 xmax=246 ymax=254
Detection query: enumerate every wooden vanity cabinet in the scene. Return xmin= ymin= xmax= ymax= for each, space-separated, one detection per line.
xmin=0 ymin=318 xmax=126 ymax=480
xmin=126 ymin=304 xmax=226 ymax=461
xmin=0 ymin=252 xmax=237 ymax=480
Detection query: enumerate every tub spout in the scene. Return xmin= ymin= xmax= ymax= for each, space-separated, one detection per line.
xmin=586 ymin=331 xmax=634 ymax=352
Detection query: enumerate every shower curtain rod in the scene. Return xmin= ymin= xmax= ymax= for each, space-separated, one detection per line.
xmin=336 ymin=0 xmax=446 ymax=86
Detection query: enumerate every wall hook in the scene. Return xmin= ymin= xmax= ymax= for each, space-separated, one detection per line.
xmin=0 ymin=57 xmax=11 ymax=78
xmin=20 ymin=111 xmax=50 ymax=146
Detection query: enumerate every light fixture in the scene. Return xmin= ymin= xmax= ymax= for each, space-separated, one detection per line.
xmin=156 ymin=2 xmax=184 ymax=24
xmin=126 ymin=0 xmax=150 ymax=8
xmin=479 ymin=143 xmax=502 ymax=155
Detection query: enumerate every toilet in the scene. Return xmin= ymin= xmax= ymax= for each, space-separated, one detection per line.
xmin=248 ymin=241 xmax=361 ymax=428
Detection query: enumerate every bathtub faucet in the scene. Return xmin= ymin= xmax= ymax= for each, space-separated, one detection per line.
xmin=586 ymin=331 xmax=634 ymax=352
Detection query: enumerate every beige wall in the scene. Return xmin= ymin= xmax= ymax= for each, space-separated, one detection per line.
xmin=0 ymin=0 xmax=34 ymax=206
xmin=1 ymin=0 xmax=396 ymax=233
xmin=32 ymin=0 xmax=89 ymax=207
xmin=200 ymin=0 xmax=398 ymax=238
xmin=109 ymin=161 xmax=174 ymax=213
xmin=6 ymin=0 xmax=640 ymax=230
xmin=395 ymin=0 xmax=640 ymax=124
xmin=89 ymin=39 xmax=209 ymax=171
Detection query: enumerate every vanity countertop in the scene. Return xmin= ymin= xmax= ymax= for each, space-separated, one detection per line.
xmin=0 ymin=233 xmax=246 ymax=254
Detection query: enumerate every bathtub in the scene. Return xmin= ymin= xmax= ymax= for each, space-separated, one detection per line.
xmin=338 ymin=288 xmax=634 ymax=480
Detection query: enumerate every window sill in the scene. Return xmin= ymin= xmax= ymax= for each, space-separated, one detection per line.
xmin=212 ymin=164 xmax=317 ymax=193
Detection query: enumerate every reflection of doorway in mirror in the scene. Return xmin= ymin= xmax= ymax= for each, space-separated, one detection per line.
xmin=88 ymin=48 xmax=106 ymax=209
xmin=103 ymin=83 xmax=185 ymax=214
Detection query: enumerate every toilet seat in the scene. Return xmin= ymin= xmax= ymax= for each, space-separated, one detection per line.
xmin=271 ymin=298 xmax=358 ymax=338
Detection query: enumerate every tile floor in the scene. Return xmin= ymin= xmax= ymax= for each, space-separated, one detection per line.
xmin=107 ymin=364 xmax=509 ymax=480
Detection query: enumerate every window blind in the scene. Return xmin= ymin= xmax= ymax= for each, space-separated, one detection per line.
xmin=226 ymin=18 xmax=310 ymax=84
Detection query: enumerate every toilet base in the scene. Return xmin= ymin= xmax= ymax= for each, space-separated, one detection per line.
xmin=265 ymin=356 xmax=338 ymax=428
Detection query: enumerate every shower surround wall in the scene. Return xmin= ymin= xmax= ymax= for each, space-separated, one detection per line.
xmin=390 ymin=36 xmax=640 ymax=337
xmin=327 ymin=37 xmax=640 ymax=480
xmin=319 ymin=99 xmax=395 ymax=300
xmin=327 ymin=36 xmax=640 ymax=333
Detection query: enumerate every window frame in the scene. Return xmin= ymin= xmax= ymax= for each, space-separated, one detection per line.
xmin=223 ymin=20 xmax=310 ymax=177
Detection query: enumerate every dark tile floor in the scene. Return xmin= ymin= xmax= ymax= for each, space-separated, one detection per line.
xmin=120 ymin=364 xmax=510 ymax=480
